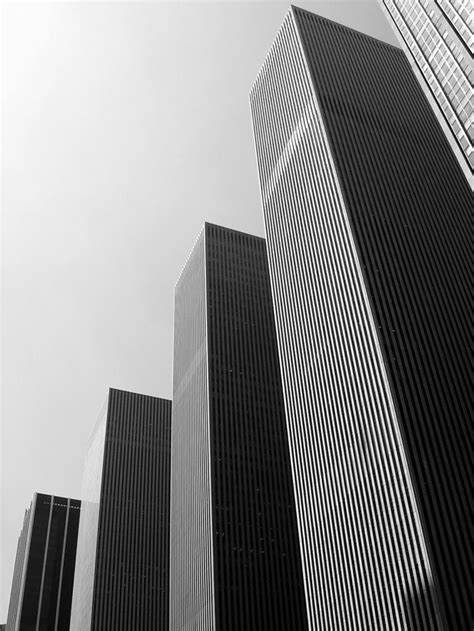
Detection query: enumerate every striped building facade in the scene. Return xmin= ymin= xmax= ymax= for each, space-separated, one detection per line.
xmin=170 ymin=223 xmax=307 ymax=630
xmin=250 ymin=7 xmax=472 ymax=631
xmin=6 ymin=493 xmax=81 ymax=631
xmin=69 ymin=389 xmax=171 ymax=631
xmin=378 ymin=0 xmax=473 ymax=186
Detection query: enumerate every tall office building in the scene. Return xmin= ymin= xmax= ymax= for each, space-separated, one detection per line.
xmin=6 ymin=493 xmax=81 ymax=631
xmin=170 ymin=223 xmax=307 ymax=630
xmin=378 ymin=0 xmax=473 ymax=185
xmin=69 ymin=389 xmax=171 ymax=631
xmin=250 ymin=7 xmax=471 ymax=631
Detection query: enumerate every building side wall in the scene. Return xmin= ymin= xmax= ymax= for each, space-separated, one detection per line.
xmin=6 ymin=508 xmax=31 ymax=631
xmin=70 ymin=408 xmax=108 ymax=631
xmin=294 ymin=9 xmax=472 ymax=630
xmin=170 ymin=231 xmax=215 ymax=631
xmin=205 ymin=223 xmax=308 ymax=630
xmin=18 ymin=495 xmax=51 ymax=630
xmin=250 ymin=10 xmax=440 ymax=630
xmin=88 ymin=389 xmax=171 ymax=631
xmin=7 ymin=494 xmax=80 ymax=631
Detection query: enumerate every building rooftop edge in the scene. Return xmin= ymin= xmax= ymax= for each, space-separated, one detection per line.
xmin=32 ymin=492 xmax=82 ymax=504
xmin=290 ymin=4 xmax=401 ymax=51
xmin=175 ymin=221 xmax=265 ymax=289
xmin=204 ymin=221 xmax=265 ymax=241
xmin=249 ymin=4 xmax=401 ymax=96
xmin=108 ymin=387 xmax=172 ymax=404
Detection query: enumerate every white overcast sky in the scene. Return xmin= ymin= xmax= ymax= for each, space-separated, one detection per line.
xmin=1 ymin=0 xmax=397 ymax=619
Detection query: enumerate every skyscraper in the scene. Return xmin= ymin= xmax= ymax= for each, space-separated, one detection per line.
xmin=170 ymin=223 xmax=307 ymax=630
xmin=69 ymin=389 xmax=171 ymax=631
xmin=6 ymin=493 xmax=81 ymax=631
xmin=250 ymin=7 xmax=471 ymax=631
xmin=378 ymin=0 xmax=473 ymax=186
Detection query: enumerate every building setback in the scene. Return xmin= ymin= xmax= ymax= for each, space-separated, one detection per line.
xmin=6 ymin=493 xmax=81 ymax=631
xmin=69 ymin=389 xmax=171 ymax=631
xmin=250 ymin=7 xmax=472 ymax=631
xmin=378 ymin=0 xmax=473 ymax=186
xmin=170 ymin=223 xmax=307 ymax=630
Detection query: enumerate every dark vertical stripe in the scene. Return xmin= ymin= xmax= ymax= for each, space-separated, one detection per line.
xmin=18 ymin=496 xmax=51 ymax=629
xmin=57 ymin=500 xmax=80 ymax=630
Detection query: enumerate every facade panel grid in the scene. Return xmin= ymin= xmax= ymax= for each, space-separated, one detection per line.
xmin=379 ymin=0 xmax=473 ymax=183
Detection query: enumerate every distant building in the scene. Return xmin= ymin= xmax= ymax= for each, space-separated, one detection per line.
xmin=69 ymin=388 xmax=171 ymax=631
xmin=6 ymin=493 xmax=81 ymax=631
xmin=378 ymin=0 xmax=473 ymax=186
xmin=170 ymin=223 xmax=307 ymax=630
xmin=250 ymin=6 xmax=472 ymax=630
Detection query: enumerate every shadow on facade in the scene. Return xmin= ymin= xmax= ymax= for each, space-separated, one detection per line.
xmin=402 ymin=580 xmax=445 ymax=631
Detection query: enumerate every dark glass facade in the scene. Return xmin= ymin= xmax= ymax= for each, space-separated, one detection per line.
xmin=170 ymin=223 xmax=307 ymax=630
xmin=250 ymin=7 xmax=472 ymax=631
xmin=6 ymin=493 xmax=81 ymax=631
xmin=70 ymin=389 xmax=171 ymax=631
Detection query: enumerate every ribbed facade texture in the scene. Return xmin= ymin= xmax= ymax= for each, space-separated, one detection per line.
xmin=70 ymin=389 xmax=171 ymax=631
xmin=250 ymin=7 xmax=472 ymax=631
xmin=6 ymin=509 xmax=31 ymax=631
xmin=378 ymin=0 xmax=473 ymax=185
xmin=170 ymin=228 xmax=215 ymax=630
xmin=170 ymin=223 xmax=307 ymax=630
xmin=6 ymin=493 xmax=81 ymax=631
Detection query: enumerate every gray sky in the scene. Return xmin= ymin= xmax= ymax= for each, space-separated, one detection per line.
xmin=1 ymin=0 xmax=396 ymax=619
